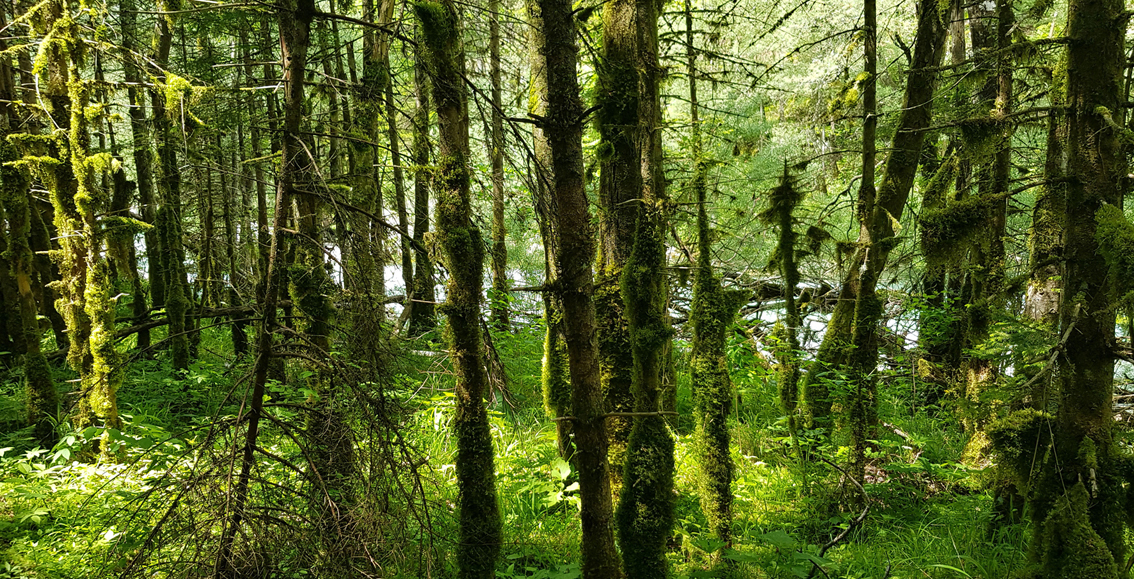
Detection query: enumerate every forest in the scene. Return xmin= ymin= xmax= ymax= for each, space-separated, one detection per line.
xmin=0 ymin=0 xmax=1128 ymax=575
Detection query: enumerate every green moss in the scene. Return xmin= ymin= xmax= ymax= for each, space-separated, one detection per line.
xmin=616 ymin=199 xmax=675 ymax=577
xmin=1095 ymin=203 xmax=1134 ymax=301
xmin=412 ymin=1 xmax=455 ymax=60
xmin=1036 ymin=483 xmax=1119 ymax=579
xmin=542 ymin=300 xmax=571 ymax=415
xmin=2 ymin=135 xmax=59 ymax=446
xmin=920 ymin=193 xmax=1006 ymax=260
xmin=987 ymin=409 xmax=1051 ymax=490
xmin=616 ymin=416 xmax=675 ymax=577
xmin=691 ymin=276 xmax=743 ymax=544
xmin=596 ymin=264 xmax=633 ymax=491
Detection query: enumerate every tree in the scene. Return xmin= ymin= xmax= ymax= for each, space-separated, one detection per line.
xmin=688 ymin=0 xmax=743 ymax=551
xmin=487 ymin=0 xmax=509 ymax=331
xmin=615 ymin=0 xmax=676 ymax=571
xmin=415 ymin=1 xmax=502 ymax=576
xmin=526 ymin=0 xmax=573 ymax=460
xmin=535 ymin=0 xmax=620 ymax=573
xmin=409 ymin=23 xmax=437 ymax=336
xmin=1027 ymin=0 xmax=1128 ymax=574
xmin=595 ymin=0 xmax=641 ymax=492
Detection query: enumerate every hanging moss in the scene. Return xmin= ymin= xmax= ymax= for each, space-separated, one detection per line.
xmin=1095 ymin=204 xmax=1134 ymax=301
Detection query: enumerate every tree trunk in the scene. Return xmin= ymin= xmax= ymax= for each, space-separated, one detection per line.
xmin=0 ymin=25 xmax=57 ymax=444
xmin=1030 ymin=0 xmax=1127 ymax=574
xmin=415 ymin=2 xmax=502 ymax=576
xmin=221 ymin=135 xmax=249 ymax=357
xmin=152 ymin=5 xmax=192 ymax=373
xmin=488 ymin=0 xmax=509 ymax=331
xmin=536 ymin=0 xmax=620 ymax=573
xmin=802 ymin=0 xmax=946 ymax=488
xmin=595 ymin=0 xmax=640 ymax=496
xmin=409 ymin=22 xmax=437 ymax=336
xmin=526 ymin=0 xmax=572 ymax=462
xmin=615 ymin=0 xmax=675 ymax=572
xmin=687 ymin=0 xmax=742 ymax=551
xmin=386 ymin=27 xmax=413 ymax=318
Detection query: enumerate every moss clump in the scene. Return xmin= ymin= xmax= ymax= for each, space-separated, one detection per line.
xmin=919 ymin=192 xmax=1006 ymax=261
xmin=1035 ymin=483 xmax=1119 ymax=579
xmin=987 ymin=408 xmax=1051 ymax=490
xmin=1095 ymin=203 xmax=1134 ymax=301
xmin=542 ymin=297 xmax=573 ymax=457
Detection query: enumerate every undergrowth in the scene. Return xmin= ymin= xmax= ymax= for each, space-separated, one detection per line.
xmin=0 ymin=318 xmax=1031 ymax=578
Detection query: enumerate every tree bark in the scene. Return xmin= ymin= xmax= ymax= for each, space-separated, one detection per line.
xmin=151 ymin=2 xmax=192 ymax=372
xmin=615 ymin=0 xmax=675 ymax=572
xmin=488 ymin=0 xmax=509 ymax=331
xmin=409 ymin=22 xmax=437 ymax=335
xmin=1030 ymin=0 xmax=1127 ymax=574
xmin=595 ymin=0 xmax=640 ymax=496
xmin=526 ymin=0 xmax=572 ymax=462
xmin=415 ymin=1 xmax=502 ymax=576
xmin=536 ymin=0 xmax=620 ymax=573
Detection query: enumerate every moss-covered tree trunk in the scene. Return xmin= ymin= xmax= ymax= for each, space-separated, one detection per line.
xmin=409 ymin=23 xmax=437 ymax=336
xmin=764 ymin=166 xmax=805 ymax=458
xmin=31 ymin=1 xmax=120 ymax=436
xmin=40 ymin=0 xmax=90 ymax=391
xmin=687 ymin=0 xmax=742 ymax=550
xmin=0 ymin=41 xmax=57 ymax=444
xmin=615 ymin=0 xmax=675 ymax=572
xmin=595 ymin=0 xmax=640 ymax=495
xmin=68 ymin=50 xmax=122 ymax=436
xmin=526 ymin=0 xmax=572 ymax=460
xmin=1028 ymin=0 xmax=1127 ymax=575
xmin=151 ymin=4 xmax=191 ymax=373
xmin=488 ymin=0 xmax=509 ymax=331
xmin=1022 ymin=55 xmax=1066 ymax=411
xmin=415 ymin=1 xmax=502 ymax=576
xmin=535 ymin=0 xmax=620 ymax=573
xmin=842 ymin=0 xmax=946 ymax=488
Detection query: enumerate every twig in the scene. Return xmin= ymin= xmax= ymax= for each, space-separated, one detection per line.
xmin=1018 ymin=303 xmax=1080 ymax=395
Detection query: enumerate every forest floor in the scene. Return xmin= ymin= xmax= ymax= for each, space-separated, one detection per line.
xmin=0 ymin=320 xmax=1031 ymax=578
